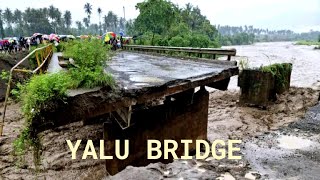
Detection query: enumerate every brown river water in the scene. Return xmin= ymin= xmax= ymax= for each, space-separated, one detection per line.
xmin=226 ymin=42 xmax=320 ymax=89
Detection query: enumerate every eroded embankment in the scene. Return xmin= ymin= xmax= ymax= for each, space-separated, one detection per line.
xmin=0 ymin=52 xmax=30 ymax=101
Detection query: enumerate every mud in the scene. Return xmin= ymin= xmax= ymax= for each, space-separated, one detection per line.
xmin=0 ymin=87 xmax=318 ymax=179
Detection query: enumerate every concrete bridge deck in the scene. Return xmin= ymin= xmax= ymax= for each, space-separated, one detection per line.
xmin=41 ymin=51 xmax=238 ymax=131
xmin=107 ymin=51 xmax=237 ymax=91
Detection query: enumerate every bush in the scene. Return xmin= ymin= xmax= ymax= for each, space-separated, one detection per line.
xmin=168 ymin=36 xmax=190 ymax=47
xmin=69 ymin=67 xmax=114 ymax=89
xmin=63 ymin=39 xmax=109 ymax=69
xmin=187 ymin=34 xmax=210 ymax=48
xmin=155 ymin=37 xmax=169 ymax=46
xmin=261 ymin=63 xmax=292 ymax=89
xmin=20 ymin=72 xmax=73 ymax=121
xmin=13 ymin=72 xmax=73 ymax=165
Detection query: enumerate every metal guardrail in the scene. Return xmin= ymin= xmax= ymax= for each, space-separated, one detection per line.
xmin=0 ymin=44 xmax=53 ymax=136
xmin=122 ymin=45 xmax=237 ymax=60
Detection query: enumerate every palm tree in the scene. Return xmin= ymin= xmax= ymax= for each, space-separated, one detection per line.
xmin=84 ymin=3 xmax=92 ymax=24
xmin=3 ymin=8 xmax=14 ymax=36
xmin=112 ymin=14 xmax=118 ymax=32
xmin=76 ymin=21 xmax=82 ymax=35
xmin=97 ymin=7 xmax=102 ymax=35
xmin=103 ymin=15 xmax=108 ymax=32
xmin=48 ymin=5 xmax=62 ymax=33
xmin=13 ymin=9 xmax=22 ymax=24
xmin=64 ymin=10 xmax=72 ymax=30
xmin=0 ymin=9 xmax=5 ymax=38
xmin=83 ymin=17 xmax=89 ymax=28
xmin=106 ymin=11 xmax=114 ymax=31
xmin=3 ymin=8 xmax=13 ymax=28
xmin=48 ymin=5 xmax=56 ymax=21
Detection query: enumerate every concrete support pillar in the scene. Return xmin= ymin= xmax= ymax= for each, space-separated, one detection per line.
xmin=103 ymin=87 xmax=209 ymax=175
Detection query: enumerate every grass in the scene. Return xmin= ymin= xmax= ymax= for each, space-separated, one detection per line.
xmin=13 ymin=39 xmax=114 ymax=168
xmin=295 ymin=40 xmax=320 ymax=46
xmin=239 ymin=58 xmax=249 ymax=70
xmin=261 ymin=63 xmax=292 ymax=89
xmin=0 ymin=70 xmax=9 ymax=81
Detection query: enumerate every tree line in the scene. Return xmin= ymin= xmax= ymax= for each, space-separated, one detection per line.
xmin=1 ymin=0 xmax=319 ymax=47
xmin=0 ymin=3 xmax=125 ymax=38
xmin=217 ymin=25 xmax=320 ymax=45
xmin=125 ymin=0 xmax=220 ymax=48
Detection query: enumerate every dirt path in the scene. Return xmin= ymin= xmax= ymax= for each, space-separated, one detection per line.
xmin=0 ymin=87 xmax=319 ymax=179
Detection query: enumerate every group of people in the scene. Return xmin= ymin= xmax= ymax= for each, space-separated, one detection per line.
xmin=104 ymin=35 xmax=125 ymax=51
xmin=0 ymin=37 xmax=31 ymax=54
xmin=0 ymin=35 xmax=60 ymax=54
xmin=105 ymin=36 xmax=124 ymax=51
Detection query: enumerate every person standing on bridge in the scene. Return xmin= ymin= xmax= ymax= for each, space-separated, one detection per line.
xmin=112 ymin=37 xmax=117 ymax=50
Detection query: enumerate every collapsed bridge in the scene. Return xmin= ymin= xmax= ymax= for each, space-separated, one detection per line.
xmin=3 ymin=45 xmax=239 ymax=175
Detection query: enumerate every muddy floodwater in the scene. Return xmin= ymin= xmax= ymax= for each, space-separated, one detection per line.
xmin=227 ymin=42 xmax=320 ymax=89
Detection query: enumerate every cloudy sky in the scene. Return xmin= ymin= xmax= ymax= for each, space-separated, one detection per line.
xmin=1 ymin=0 xmax=319 ymax=32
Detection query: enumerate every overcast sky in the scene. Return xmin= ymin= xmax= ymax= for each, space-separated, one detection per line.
xmin=1 ymin=0 xmax=319 ymax=32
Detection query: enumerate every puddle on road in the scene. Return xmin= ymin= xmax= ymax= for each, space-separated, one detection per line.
xmin=134 ymin=83 xmax=150 ymax=86
xmin=277 ymin=135 xmax=314 ymax=150
xmin=130 ymin=75 xmax=164 ymax=83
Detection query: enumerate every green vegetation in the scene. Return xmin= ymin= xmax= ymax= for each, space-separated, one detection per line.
xmin=0 ymin=69 xmax=9 ymax=81
xmin=13 ymin=39 xmax=114 ymax=167
xmin=0 ymin=4 xmax=125 ymax=37
xmin=126 ymin=1 xmax=220 ymax=48
xmin=261 ymin=63 xmax=292 ymax=89
xmin=295 ymin=40 xmax=320 ymax=46
xmin=13 ymin=72 xmax=72 ymax=167
xmin=218 ymin=32 xmax=255 ymax=46
xmin=218 ymin=25 xmax=320 ymax=45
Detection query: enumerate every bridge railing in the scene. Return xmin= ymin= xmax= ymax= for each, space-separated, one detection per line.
xmin=122 ymin=45 xmax=237 ymax=61
xmin=0 ymin=44 xmax=53 ymax=136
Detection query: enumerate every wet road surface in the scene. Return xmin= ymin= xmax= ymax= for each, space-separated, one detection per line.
xmin=106 ymin=51 xmax=237 ymax=90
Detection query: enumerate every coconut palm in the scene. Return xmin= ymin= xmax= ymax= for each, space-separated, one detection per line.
xmin=3 ymin=8 xmax=13 ymax=27
xmin=83 ymin=17 xmax=89 ymax=28
xmin=112 ymin=14 xmax=118 ymax=32
xmin=84 ymin=3 xmax=92 ymax=24
xmin=103 ymin=15 xmax=108 ymax=32
xmin=76 ymin=21 xmax=82 ymax=35
xmin=0 ymin=9 xmax=5 ymax=38
xmin=64 ymin=10 xmax=72 ymax=29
